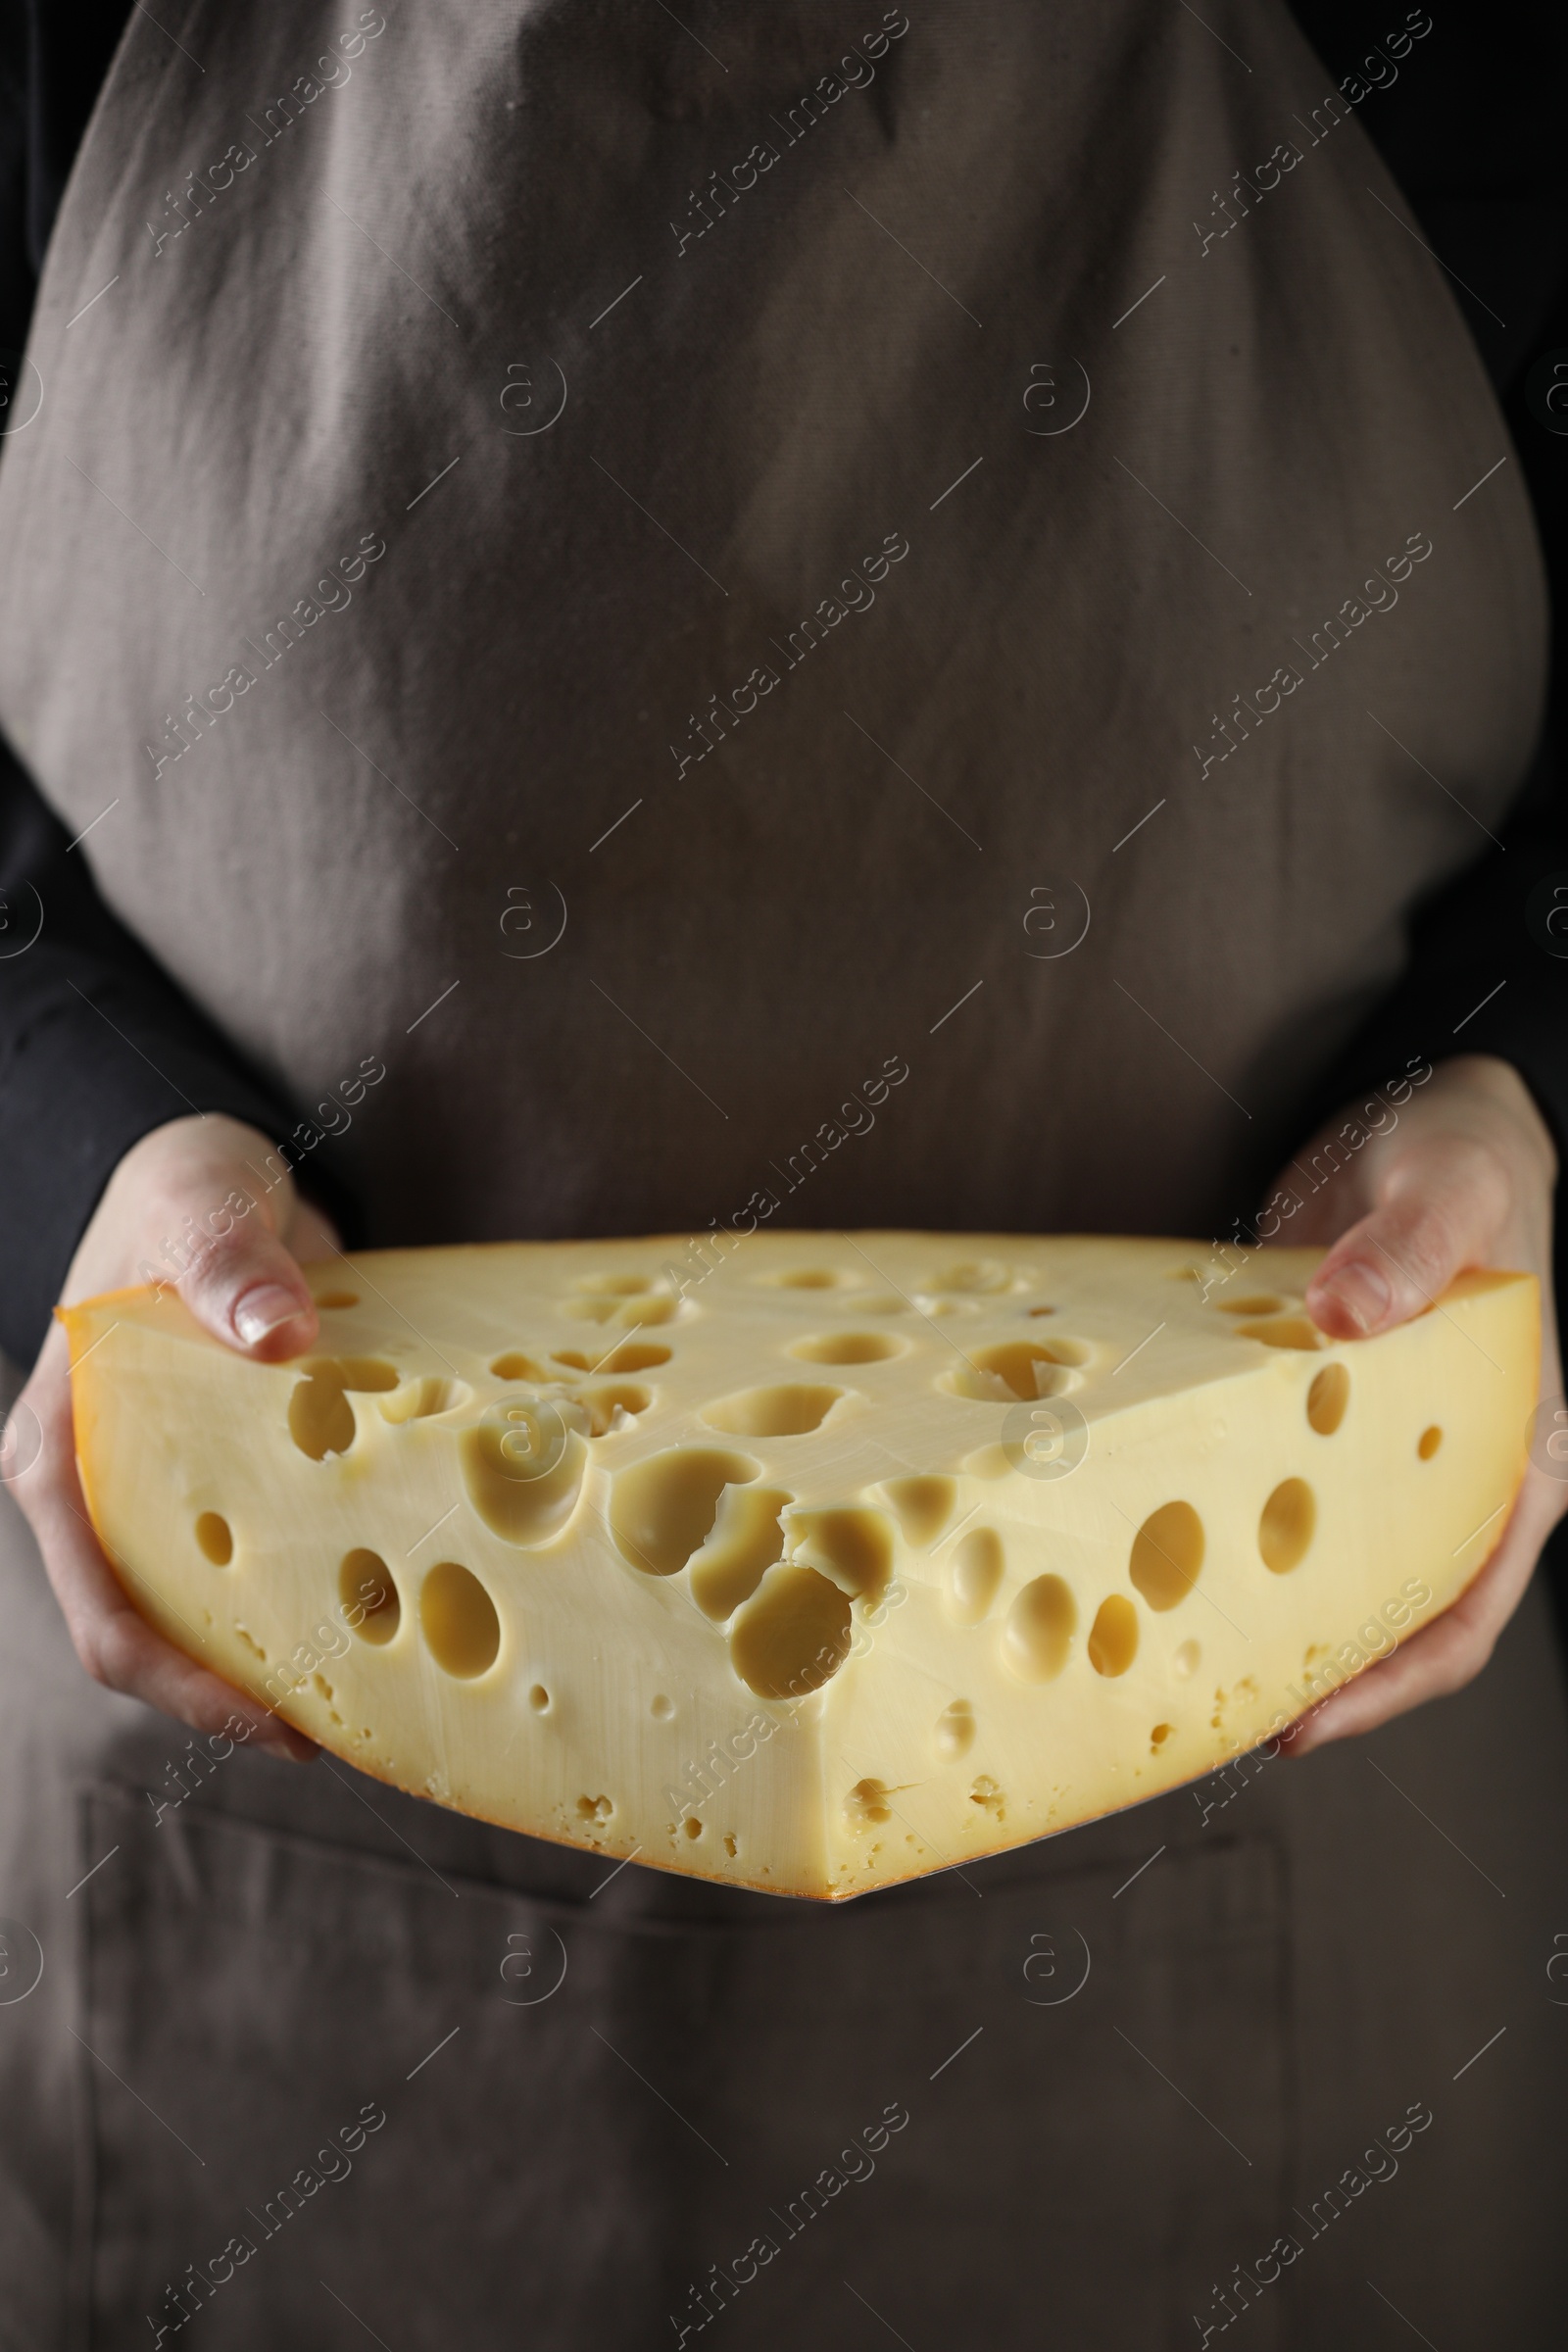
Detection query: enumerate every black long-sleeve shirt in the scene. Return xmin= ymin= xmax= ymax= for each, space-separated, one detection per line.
xmin=1 ymin=0 xmax=1566 ymax=1369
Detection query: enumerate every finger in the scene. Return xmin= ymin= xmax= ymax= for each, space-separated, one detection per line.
xmin=1303 ymin=1133 xmax=1510 ymax=1339
xmin=175 ymin=1212 xmax=321 ymax=1361
xmin=1286 ymin=1467 xmax=1554 ymax=1753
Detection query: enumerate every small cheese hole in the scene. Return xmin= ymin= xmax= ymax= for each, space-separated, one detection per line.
xmin=1307 ymin=1362 xmax=1350 ymax=1436
xmin=947 ymin=1527 xmax=1004 ymax=1625
xmin=600 ymin=1342 xmax=672 ymax=1373
xmin=576 ymin=1793 xmax=613 ymax=1824
xmin=490 ymin=1350 xmax=554 ymax=1382
xmin=579 ymin=1382 xmax=652 ymax=1437
xmin=935 ymin=1698 xmax=976 ymax=1761
xmin=419 ymin=1562 xmax=501 ymax=1678
xmin=683 ymin=1816 xmax=704 ymax=1838
xmin=1259 ymin=1478 xmax=1316 ymax=1574
xmin=790 ymin=1331 xmax=906 ymax=1364
xmin=723 ymin=1834 xmax=738 ymax=1858
xmin=702 ymin=1384 xmax=844 ymax=1438
xmin=314 ymin=1290 xmax=359 ymax=1309
xmin=1151 ymin=1722 xmax=1174 ymax=1748
xmin=341 ymin=1549 xmax=400 ymax=1643
xmin=288 ymin=1377 xmax=356 ymax=1460
xmin=1218 ymin=1293 xmax=1286 ymax=1315
xmin=932 ymin=1258 xmax=1010 ymax=1293
xmin=1128 ymin=1501 xmax=1203 ymax=1611
xmin=1088 ymin=1593 xmax=1139 ymax=1677
xmin=195 ymin=1511 xmax=233 ymax=1566
xmin=881 ymin=1474 xmax=956 ymax=1547
xmin=528 ymin=1684 xmax=552 ymax=1713
xmin=1004 ymin=1574 xmax=1076 ymax=1682
xmin=776 ymin=1269 xmax=846 ymax=1289
xmin=650 ymin=1693 xmax=674 ymax=1719
xmin=1418 ymin=1425 xmax=1443 ymax=1460
xmin=1236 ymin=1316 xmax=1322 ymax=1351
xmin=845 ymin=1778 xmax=893 ymax=1830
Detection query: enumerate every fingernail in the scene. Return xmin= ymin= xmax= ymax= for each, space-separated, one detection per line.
xmin=233 ymin=1284 xmax=307 ymax=1346
xmin=1322 ymin=1260 xmax=1392 ymax=1333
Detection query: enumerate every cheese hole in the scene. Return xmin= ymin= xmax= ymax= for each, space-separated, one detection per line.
xmin=341 ymin=1548 xmax=400 ymax=1644
xmin=1259 ymin=1478 xmax=1316 ymax=1574
xmin=461 ymin=1402 xmax=588 ymax=1547
xmin=288 ymin=1376 xmax=357 ymax=1460
xmin=576 ymin=1275 xmax=653 ymax=1296
xmin=729 ymin=1566 xmax=853 ymax=1699
xmin=611 ymin=1447 xmax=760 ymax=1577
xmin=1151 ymin=1722 xmax=1174 ymax=1748
xmin=845 ymin=1778 xmax=893 ymax=1830
xmin=786 ymin=1508 xmax=894 ymax=1603
xmin=380 ymin=1376 xmax=470 ymax=1423
xmin=1418 ymin=1424 xmax=1443 ymax=1460
xmin=683 ymin=1815 xmax=704 ymax=1838
xmin=946 ymin=1527 xmax=1004 ymax=1626
xmin=970 ymin=1775 xmax=1004 ymax=1816
xmin=579 ymin=1382 xmax=652 ymax=1438
xmin=600 ymin=1342 xmax=672 ymax=1374
xmin=1128 ymin=1501 xmax=1204 ymax=1611
xmin=194 ymin=1511 xmax=232 ymax=1566
xmin=1088 ymin=1594 xmax=1140 ymax=1677
xmin=702 ymin=1384 xmax=844 ymax=1438
xmin=945 ymin=1342 xmax=1079 ymax=1403
xmin=775 ymin=1268 xmax=847 ymax=1289
xmin=419 ymin=1562 xmax=502 ymax=1678
xmin=528 ymin=1684 xmax=551 ymax=1713
xmin=311 ymin=1355 xmax=401 ymax=1392
xmin=549 ymin=1350 xmax=596 ymax=1372
xmin=689 ymin=1486 xmax=792 ymax=1620
xmin=650 ymin=1693 xmax=674 ymax=1720
xmin=490 ymin=1350 xmax=554 ymax=1382
xmin=621 ymin=1294 xmax=677 ymax=1326
xmin=935 ymin=1698 xmax=976 ymax=1761
xmin=1236 ymin=1316 xmax=1322 ymax=1351
xmin=932 ymin=1258 xmax=1010 ymax=1293
xmin=1027 ymin=1304 xmax=1057 ymax=1317
xmin=1173 ymin=1640 xmax=1200 ymax=1678
xmin=1218 ymin=1293 xmax=1286 ymax=1315
xmin=790 ymin=1331 xmax=906 ymax=1364
xmin=1004 ymin=1574 xmax=1077 ymax=1682
xmin=576 ymin=1793 xmax=613 ymax=1824
xmin=313 ymin=1290 xmax=359 ymax=1309
xmin=880 ymin=1474 xmax=956 ymax=1547
xmin=723 ymin=1834 xmax=738 ymax=1858
xmin=1307 ymin=1362 xmax=1350 ymax=1436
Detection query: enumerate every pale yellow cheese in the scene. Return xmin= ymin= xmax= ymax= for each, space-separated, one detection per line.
xmin=61 ymin=1235 xmax=1537 ymax=1899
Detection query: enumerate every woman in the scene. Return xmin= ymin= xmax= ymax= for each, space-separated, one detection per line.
xmin=2 ymin=1 xmax=1566 ymax=2341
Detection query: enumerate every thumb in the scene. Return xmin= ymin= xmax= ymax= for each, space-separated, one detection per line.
xmin=1304 ymin=1138 xmax=1505 ymax=1341
xmin=175 ymin=1204 xmax=321 ymax=1361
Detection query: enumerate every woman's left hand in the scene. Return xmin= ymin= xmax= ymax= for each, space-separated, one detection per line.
xmin=1259 ymin=1053 xmax=1564 ymax=1753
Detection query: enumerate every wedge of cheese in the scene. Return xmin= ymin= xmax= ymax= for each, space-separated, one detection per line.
xmin=61 ymin=1235 xmax=1536 ymax=1899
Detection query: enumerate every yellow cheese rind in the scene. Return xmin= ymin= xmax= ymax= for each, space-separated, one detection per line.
xmin=61 ymin=1234 xmax=1538 ymax=1900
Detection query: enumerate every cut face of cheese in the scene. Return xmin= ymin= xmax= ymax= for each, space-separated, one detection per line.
xmin=61 ymin=1235 xmax=1537 ymax=1901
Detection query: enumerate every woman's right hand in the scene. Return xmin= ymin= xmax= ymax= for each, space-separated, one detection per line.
xmin=3 ymin=1113 xmax=337 ymax=1761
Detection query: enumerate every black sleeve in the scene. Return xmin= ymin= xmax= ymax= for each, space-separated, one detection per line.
xmin=0 ymin=0 xmax=359 ymax=1369
xmin=1285 ymin=1 xmax=1568 ymax=1158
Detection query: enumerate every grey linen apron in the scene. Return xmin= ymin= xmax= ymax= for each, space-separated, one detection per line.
xmin=1 ymin=2 xmax=1566 ymax=2343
